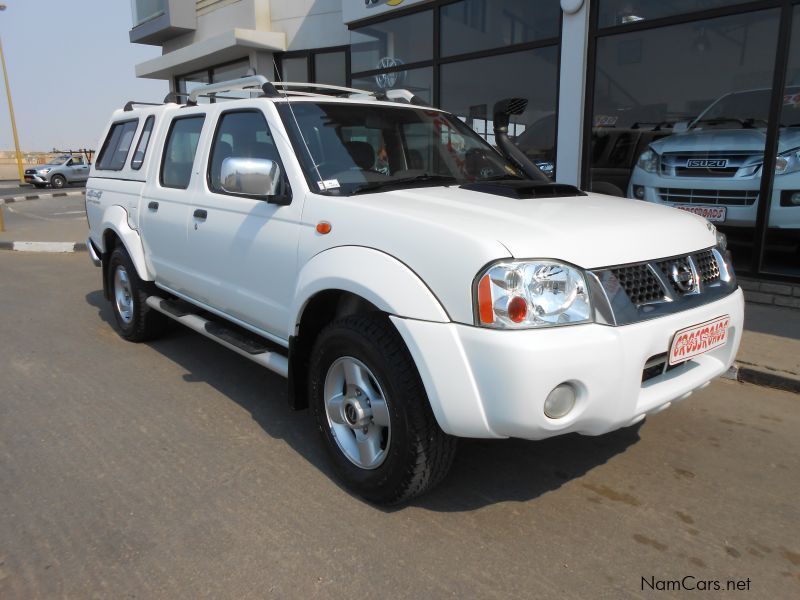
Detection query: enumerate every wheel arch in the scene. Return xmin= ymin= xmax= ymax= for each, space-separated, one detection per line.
xmin=97 ymin=207 xmax=152 ymax=299
xmin=287 ymin=246 xmax=450 ymax=410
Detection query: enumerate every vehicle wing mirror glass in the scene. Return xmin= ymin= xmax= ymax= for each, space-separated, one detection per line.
xmin=220 ymin=157 xmax=283 ymax=200
xmin=672 ymin=121 xmax=690 ymax=133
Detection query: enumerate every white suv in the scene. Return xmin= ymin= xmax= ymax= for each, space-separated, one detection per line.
xmin=629 ymin=87 xmax=800 ymax=237
xmin=86 ymin=77 xmax=744 ymax=504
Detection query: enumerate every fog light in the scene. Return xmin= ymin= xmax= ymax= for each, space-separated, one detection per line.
xmin=544 ymin=383 xmax=576 ymax=419
xmin=791 ymin=192 xmax=800 ymax=206
xmin=633 ymin=185 xmax=645 ymax=199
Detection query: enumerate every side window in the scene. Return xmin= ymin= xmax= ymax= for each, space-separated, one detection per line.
xmin=160 ymin=115 xmax=205 ymax=189
xmin=208 ymin=110 xmax=284 ymax=194
xmin=72 ymin=156 xmax=85 ymax=166
xmin=131 ymin=116 xmax=155 ymax=170
xmin=96 ymin=120 xmax=139 ymax=171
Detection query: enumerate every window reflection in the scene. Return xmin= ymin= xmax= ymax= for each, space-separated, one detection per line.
xmin=440 ymin=0 xmax=560 ymax=57
xmin=441 ymin=48 xmax=558 ymax=178
xmin=350 ymin=11 xmax=433 ymax=73
xmin=598 ymin=1 xmax=753 ymax=28
xmin=590 ymin=10 xmax=781 ymax=271
xmin=764 ymin=6 xmax=800 ymax=276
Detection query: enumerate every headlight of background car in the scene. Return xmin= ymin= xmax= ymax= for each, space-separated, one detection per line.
xmin=775 ymin=147 xmax=800 ymax=175
xmin=636 ymin=149 xmax=659 ymax=173
xmin=38 ymin=168 xmax=51 ymax=174
xmin=476 ymin=260 xmax=592 ymax=329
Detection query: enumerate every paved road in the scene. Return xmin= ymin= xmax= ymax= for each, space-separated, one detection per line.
xmin=0 ymin=182 xmax=85 ymax=198
xmin=0 ymin=253 xmax=798 ymax=599
xmin=0 ymin=195 xmax=88 ymax=244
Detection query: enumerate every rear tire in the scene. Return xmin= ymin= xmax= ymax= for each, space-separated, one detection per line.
xmin=107 ymin=246 xmax=168 ymax=342
xmin=50 ymin=174 xmax=66 ymax=189
xmin=309 ymin=314 xmax=457 ymax=505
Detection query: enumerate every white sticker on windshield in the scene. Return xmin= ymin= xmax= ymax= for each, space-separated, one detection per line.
xmin=317 ymin=179 xmax=340 ymax=191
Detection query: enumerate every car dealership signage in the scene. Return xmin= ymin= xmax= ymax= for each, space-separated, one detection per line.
xmin=343 ymin=0 xmax=430 ymax=23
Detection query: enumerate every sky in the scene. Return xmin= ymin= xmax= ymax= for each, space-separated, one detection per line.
xmin=0 ymin=0 xmax=167 ymax=152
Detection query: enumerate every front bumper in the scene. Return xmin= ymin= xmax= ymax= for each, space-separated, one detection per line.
xmin=629 ymin=168 xmax=800 ymax=230
xmin=391 ymin=288 xmax=744 ymax=440
xmin=24 ymin=173 xmax=49 ymax=184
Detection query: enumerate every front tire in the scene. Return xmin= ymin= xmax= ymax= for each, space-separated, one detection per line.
xmin=309 ymin=314 xmax=457 ymax=505
xmin=50 ymin=174 xmax=66 ymax=189
xmin=107 ymin=246 xmax=167 ymax=342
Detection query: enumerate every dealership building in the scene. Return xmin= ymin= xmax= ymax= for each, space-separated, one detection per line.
xmin=129 ymin=0 xmax=800 ymax=282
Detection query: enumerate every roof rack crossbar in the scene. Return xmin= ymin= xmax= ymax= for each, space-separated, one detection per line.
xmin=124 ymin=101 xmax=162 ymax=112
xmin=187 ymin=75 xmax=272 ymax=104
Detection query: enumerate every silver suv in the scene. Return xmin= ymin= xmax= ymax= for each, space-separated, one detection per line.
xmin=24 ymin=154 xmax=90 ymax=189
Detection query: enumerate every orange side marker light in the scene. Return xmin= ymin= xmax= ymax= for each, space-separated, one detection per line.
xmin=316 ymin=221 xmax=332 ymax=235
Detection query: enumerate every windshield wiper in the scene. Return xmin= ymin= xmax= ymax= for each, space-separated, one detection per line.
xmin=351 ymin=174 xmax=458 ymax=195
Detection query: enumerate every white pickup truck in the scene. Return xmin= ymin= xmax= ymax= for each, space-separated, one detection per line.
xmin=86 ymin=77 xmax=744 ymax=504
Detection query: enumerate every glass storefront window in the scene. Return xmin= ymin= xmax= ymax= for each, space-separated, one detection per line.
xmin=764 ymin=5 xmax=800 ymax=276
xmin=589 ymin=10 xmax=781 ymax=272
xmin=352 ymin=67 xmax=433 ymax=104
xmin=281 ymin=57 xmax=309 ymax=83
xmin=315 ymin=51 xmax=347 ymax=87
xmin=598 ymin=1 xmax=754 ymax=28
xmin=441 ymin=0 xmax=560 ymax=57
xmin=212 ymin=60 xmax=250 ymax=84
xmin=350 ymin=11 xmax=433 ymax=73
xmin=441 ymin=47 xmax=559 ymax=178
xmin=131 ymin=0 xmax=166 ymax=27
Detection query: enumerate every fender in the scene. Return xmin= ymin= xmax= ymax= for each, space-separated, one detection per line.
xmin=97 ymin=205 xmax=152 ymax=282
xmin=289 ymin=246 xmax=450 ymax=334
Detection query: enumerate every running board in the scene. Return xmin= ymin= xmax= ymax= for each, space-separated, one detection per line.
xmin=145 ymin=295 xmax=289 ymax=378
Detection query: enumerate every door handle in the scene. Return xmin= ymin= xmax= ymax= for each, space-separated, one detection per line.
xmin=148 ymin=201 xmax=159 ymax=211
xmin=193 ymin=209 xmax=208 ymax=220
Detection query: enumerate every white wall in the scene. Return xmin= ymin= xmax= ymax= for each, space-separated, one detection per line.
xmin=270 ymin=0 xmax=349 ymax=50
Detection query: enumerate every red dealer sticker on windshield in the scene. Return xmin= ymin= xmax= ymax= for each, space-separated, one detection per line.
xmin=669 ymin=315 xmax=730 ymax=366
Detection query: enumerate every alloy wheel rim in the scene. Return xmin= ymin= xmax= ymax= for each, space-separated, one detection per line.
xmin=323 ymin=356 xmax=391 ymax=470
xmin=113 ymin=266 xmax=134 ymax=325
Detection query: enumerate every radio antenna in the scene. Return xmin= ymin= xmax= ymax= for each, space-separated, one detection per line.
xmin=271 ymin=57 xmax=327 ymax=191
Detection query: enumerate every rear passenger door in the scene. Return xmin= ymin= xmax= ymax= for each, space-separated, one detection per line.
xmin=140 ymin=112 xmax=207 ymax=295
xmin=184 ymin=107 xmax=302 ymax=338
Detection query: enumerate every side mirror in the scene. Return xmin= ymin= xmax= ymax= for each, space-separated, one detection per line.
xmin=672 ymin=121 xmax=690 ymax=133
xmin=220 ymin=157 xmax=289 ymax=204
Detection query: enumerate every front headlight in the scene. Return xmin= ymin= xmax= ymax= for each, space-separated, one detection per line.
xmin=636 ymin=149 xmax=659 ymax=173
xmin=775 ymin=147 xmax=800 ymax=175
xmin=475 ymin=260 xmax=592 ymax=329
xmin=38 ymin=168 xmax=51 ymax=174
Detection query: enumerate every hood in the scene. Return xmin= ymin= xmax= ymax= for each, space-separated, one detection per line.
xmin=348 ymin=186 xmax=716 ymax=270
xmin=651 ymin=127 xmax=800 ymax=155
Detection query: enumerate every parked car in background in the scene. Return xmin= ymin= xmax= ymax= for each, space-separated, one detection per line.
xmin=629 ymin=87 xmax=800 ymax=242
xmin=24 ymin=154 xmax=90 ymax=188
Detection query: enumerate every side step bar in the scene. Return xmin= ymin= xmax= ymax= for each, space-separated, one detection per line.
xmin=145 ymin=296 xmax=289 ymax=378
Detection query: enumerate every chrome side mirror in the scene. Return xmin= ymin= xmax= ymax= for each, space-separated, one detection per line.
xmin=220 ymin=157 xmax=286 ymax=202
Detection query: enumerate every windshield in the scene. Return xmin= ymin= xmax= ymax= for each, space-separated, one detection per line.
xmin=277 ymin=101 xmax=522 ymax=196
xmin=693 ymin=87 xmax=800 ymax=129
xmin=46 ymin=156 xmax=70 ymax=166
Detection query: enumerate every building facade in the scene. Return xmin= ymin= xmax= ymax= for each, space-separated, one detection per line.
xmin=130 ymin=0 xmax=800 ymax=282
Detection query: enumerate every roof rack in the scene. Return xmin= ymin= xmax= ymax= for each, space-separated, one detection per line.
xmin=180 ymin=76 xmax=429 ymax=106
xmin=125 ymin=76 xmax=430 ymax=111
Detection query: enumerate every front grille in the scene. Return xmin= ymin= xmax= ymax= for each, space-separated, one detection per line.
xmin=656 ymin=255 xmax=694 ymax=295
xmin=674 ymin=167 xmax=739 ymax=178
xmin=25 ymin=169 xmax=36 ymax=175
xmin=611 ymin=264 xmax=665 ymax=306
xmin=658 ymin=188 xmax=758 ymax=206
xmin=694 ymin=249 xmax=720 ymax=284
xmin=641 ymin=354 xmax=688 ymax=383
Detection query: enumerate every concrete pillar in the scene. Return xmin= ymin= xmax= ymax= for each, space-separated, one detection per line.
xmin=555 ymin=0 xmax=591 ymax=187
